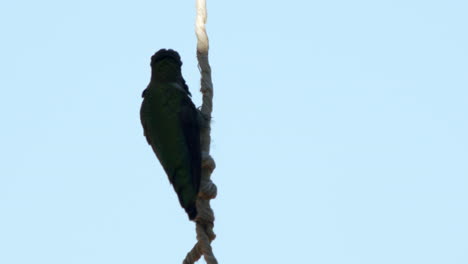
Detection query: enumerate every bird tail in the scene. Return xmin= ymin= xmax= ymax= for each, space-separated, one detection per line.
xmin=173 ymin=182 xmax=199 ymax=220
xmin=185 ymin=203 xmax=198 ymax=220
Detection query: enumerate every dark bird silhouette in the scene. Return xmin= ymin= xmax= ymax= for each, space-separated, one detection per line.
xmin=140 ymin=49 xmax=201 ymax=220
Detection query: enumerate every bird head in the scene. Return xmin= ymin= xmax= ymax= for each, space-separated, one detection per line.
xmin=150 ymin=49 xmax=183 ymax=81
xmin=149 ymin=49 xmax=191 ymax=96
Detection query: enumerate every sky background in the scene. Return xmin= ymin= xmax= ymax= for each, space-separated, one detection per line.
xmin=1 ymin=0 xmax=467 ymax=263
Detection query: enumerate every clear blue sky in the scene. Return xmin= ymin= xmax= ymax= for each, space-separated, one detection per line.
xmin=1 ymin=0 xmax=467 ymax=263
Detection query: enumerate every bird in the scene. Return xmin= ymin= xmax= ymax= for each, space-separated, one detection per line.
xmin=140 ymin=49 xmax=201 ymax=220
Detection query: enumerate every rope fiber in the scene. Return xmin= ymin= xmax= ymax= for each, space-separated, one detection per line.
xmin=183 ymin=0 xmax=218 ymax=263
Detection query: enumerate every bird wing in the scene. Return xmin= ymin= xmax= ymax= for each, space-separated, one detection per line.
xmin=178 ymin=95 xmax=202 ymax=197
xmin=140 ymin=88 xmax=153 ymax=146
xmin=140 ymin=84 xmax=201 ymax=219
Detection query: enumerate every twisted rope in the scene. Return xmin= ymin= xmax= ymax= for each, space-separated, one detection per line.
xmin=183 ymin=0 xmax=218 ymax=263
